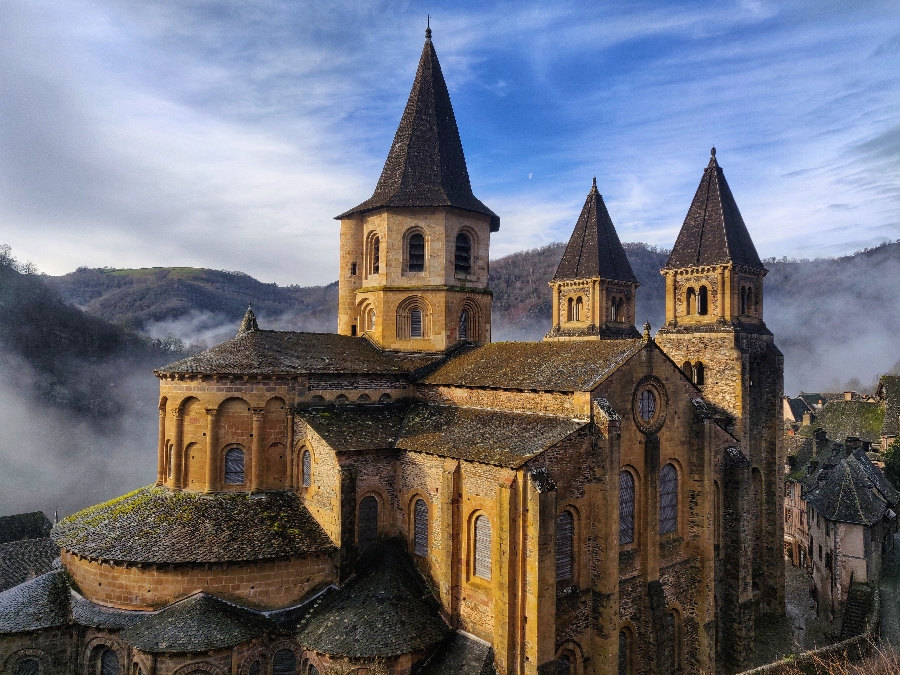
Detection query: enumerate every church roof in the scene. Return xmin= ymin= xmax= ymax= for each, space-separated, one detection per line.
xmin=805 ymin=450 xmax=897 ymax=526
xmin=0 ymin=569 xmax=70 ymax=634
xmin=418 ymin=631 xmax=496 ymax=675
xmin=52 ymin=487 xmax=335 ymax=564
xmin=422 ymin=339 xmax=644 ymax=391
xmin=0 ymin=537 xmax=59 ymax=592
xmin=300 ymin=405 xmax=409 ymax=452
xmin=664 ymin=149 xmax=764 ymax=270
xmin=156 ymin=330 xmax=440 ymax=377
xmin=336 ymin=33 xmax=499 ymax=231
xmin=0 ymin=511 xmax=52 ymax=544
xmin=553 ymin=179 xmax=637 ymax=283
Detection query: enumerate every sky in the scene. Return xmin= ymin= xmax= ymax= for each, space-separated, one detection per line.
xmin=1 ymin=0 xmax=899 ymax=286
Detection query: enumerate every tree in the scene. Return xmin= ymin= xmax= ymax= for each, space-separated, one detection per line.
xmin=883 ymin=437 xmax=900 ymax=490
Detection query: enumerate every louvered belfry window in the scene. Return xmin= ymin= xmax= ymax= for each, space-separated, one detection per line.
xmin=302 ymin=450 xmax=311 ymax=488
xmin=455 ymin=232 xmax=472 ymax=274
xmin=100 ymin=649 xmax=119 ymax=675
xmin=556 ymin=511 xmax=574 ymax=581
xmin=414 ymin=498 xmax=429 ymax=556
xmin=659 ymin=463 xmax=678 ymax=535
xmin=273 ymin=650 xmax=296 ymax=675
xmin=619 ymin=471 xmax=636 ymax=545
xmin=408 ymin=233 xmax=425 ymax=272
xmin=224 ymin=448 xmax=245 ymax=485
xmin=474 ymin=514 xmax=492 ymax=580
xmin=410 ymin=309 xmax=423 ymax=338
xmin=359 ymin=495 xmax=379 ymax=549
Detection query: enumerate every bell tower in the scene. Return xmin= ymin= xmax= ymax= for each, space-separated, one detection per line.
xmin=335 ymin=27 xmax=498 ymax=352
xmin=655 ymin=149 xmax=785 ymax=626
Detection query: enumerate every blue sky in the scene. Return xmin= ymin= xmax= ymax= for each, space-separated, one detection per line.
xmin=1 ymin=0 xmax=899 ymax=285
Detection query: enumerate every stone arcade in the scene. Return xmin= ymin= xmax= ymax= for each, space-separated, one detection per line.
xmin=0 ymin=28 xmax=783 ymax=675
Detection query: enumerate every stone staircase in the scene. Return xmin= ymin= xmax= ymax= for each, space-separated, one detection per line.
xmin=839 ymin=582 xmax=873 ymax=639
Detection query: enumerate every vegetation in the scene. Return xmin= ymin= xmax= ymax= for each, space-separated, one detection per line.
xmin=883 ymin=437 xmax=900 ymax=489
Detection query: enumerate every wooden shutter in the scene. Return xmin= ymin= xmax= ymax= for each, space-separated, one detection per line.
xmin=556 ymin=511 xmax=574 ymax=581
xmin=224 ymin=448 xmax=245 ymax=485
xmin=302 ymin=451 xmax=311 ymax=488
xmin=273 ymin=650 xmax=296 ymax=675
xmin=619 ymin=471 xmax=635 ymax=545
xmin=474 ymin=515 xmax=491 ymax=580
xmin=359 ymin=496 xmax=379 ymax=549
xmin=455 ymin=233 xmax=471 ymax=273
xmin=659 ymin=463 xmax=678 ymax=534
xmin=414 ymin=499 xmax=429 ymax=556
xmin=409 ymin=233 xmax=425 ymax=271
xmin=100 ymin=650 xmax=119 ymax=675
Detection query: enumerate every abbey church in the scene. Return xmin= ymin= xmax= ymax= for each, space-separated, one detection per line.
xmin=0 ymin=29 xmax=784 ymax=675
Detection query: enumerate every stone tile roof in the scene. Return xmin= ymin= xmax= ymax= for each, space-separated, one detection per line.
xmin=296 ymin=541 xmax=448 ymax=657
xmin=398 ymin=404 xmax=587 ymax=468
xmin=799 ymin=393 xmax=827 ymax=409
xmin=418 ymin=632 xmax=496 ymax=675
xmin=0 ymin=570 xmax=70 ymax=634
xmin=299 ymin=405 xmax=408 ymax=451
xmin=120 ymin=593 xmax=274 ymax=653
xmin=421 ymin=339 xmax=644 ymax=391
xmin=0 ymin=537 xmax=59 ymax=592
xmin=336 ymin=34 xmax=499 ymax=231
xmin=553 ymin=179 xmax=637 ymax=283
xmin=0 ymin=511 xmax=52 ymax=544
xmin=786 ymin=397 xmax=813 ymax=422
xmin=72 ymin=590 xmax=153 ymax=629
xmin=52 ymin=487 xmax=336 ymax=564
xmin=665 ymin=149 xmax=764 ymax=270
xmin=816 ymin=400 xmax=884 ymax=443
xmin=155 ymin=330 xmax=440 ymax=376
xmin=879 ymin=375 xmax=900 ymax=438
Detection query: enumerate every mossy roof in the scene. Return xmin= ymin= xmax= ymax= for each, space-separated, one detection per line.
xmin=0 ymin=570 xmax=70 ymax=634
xmin=0 ymin=537 xmax=59 ymax=592
xmin=418 ymin=632 xmax=495 ymax=675
xmin=880 ymin=375 xmax=900 ymax=437
xmin=52 ymin=487 xmax=335 ymax=564
xmin=299 ymin=405 xmax=408 ymax=451
xmin=422 ymin=339 xmax=644 ymax=391
xmin=816 ymin=400 xmax=884 ymax=443
xmin=0 ymin=511 xmax=52 ymax=544
xmin=805 ymin=449 xmax=898 ymax=526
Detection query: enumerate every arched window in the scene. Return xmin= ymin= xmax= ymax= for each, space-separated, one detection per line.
xmin=455 ymin=232 xmax=472 ymax=274
xmin=665 ymin=610 xmax=682 ymax=673
xmin=378 ymin=393 xmax=392 ymax=403
xmin=698 ymin=286 xmax=708 ymax=315
xmin=618 ymin=629 xmax=633 ymax=675
xmin=15 ymin=659 xmax=39 ymax=675
xmin=359 ymin=495 xmax=379 ymax=549
xmin=740 ymin=287 xmax=747 ymax=315
xmin=556 ymin=654 xmax=571 ymax=675
xmin=682 ymin=361 xmax=692 ymax=380
xmin=567 ymin=297 xmax=574 ymax=321
xmin=101 ymin=650 xmax=119 ymax=675
xmin=459 ymin=310 xmax=469 ymax=340
xmin=686 ymin=288 xmax=696 ymax=315
xmin=659 ymin=463 xmax=678 ymax=535
xmin=365 ymin=307 xmax=376 ymax=331
xmin=694 ymin=361 xmax=705 ymax=386
xmin=414 ymin=498 xmax=429 ymax=556
xmin=473 ymin=514 xmax=492 ymax=580
xmin=619 ymin=471 xmax=636 ymax=545
xmin=167 ymin=445 xmax=173 ymax=479
xmin=308 ymin=667 xmax=320 ymax=675
xmin=748 ymin=287 xmax=755 ymax=312
xmin=556 ymin=510 xmax=574 ymax=581
xmin=249 ymin=662 xmax=261 ymax=675
xmin=224 ymin=448 xmax=245 ymax=485
xmin=408 ymin=232 xmax=425 ymax=272
xmin=301 ymin=450 xmax=311 ymax=488
xmin=574 ymin=297 xmax=583 ymax=321
xmin=334 ymin=394 xmax=350 ymax=405
xmin=371 ymin=236 xmax=380 ymax=274
xmin=410 ymin=309 xmax=423 ymax=338
xmin=273 ymin=650 xmax=296 ymax=675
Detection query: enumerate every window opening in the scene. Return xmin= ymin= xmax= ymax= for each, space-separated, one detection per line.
xmin=167 ymin=445 xmax=173 ymax=479
xmin=101 ymin=650 xmax=119 ymax=675
xmin=686 ymin=288 xmax=696 ymax=315
xmin=350 ymin=325 xmax=357 ymax=336
xmin=474 ymin=514 xmax=492 ymax=580
xmin=574 ymin=297 xmax=583 ymax=321
xmin=698 ymin=286 xmax=708 ymax=315
xmin=224 ymin=448 xmax=245 ymax=485
xmin=638 ymin=389 xmax=656 ymax=422
xmin=273 ymin=650 xmax=296 ymax=675
xmin=694 ymin=362 xmax=705 ymax=385
xmin=740 ymin=287 xmax=747 ymax=315
xmin=659 ymin=463 xmax=678 ymax=534
xmin=556 ymin=510 xmax=574 ymax=580
xmin=408 ymin=233 xmax=425 ymax=272
xmin=359 ymin=495 xmax=379 ymax=549
xmin=302 ymin=450 xmax=311 ymax=488
xmin=308 ymin=668 xmax=319 ymax=675
xmin=414 ymin=498 xmax=429 ymax=556
xmin=459 ymin=310 xmax=469 ymax=340
xmin=556 ymin=655 xmax=571 ymax=675
xmin=249 ymin=663 xmax=261 ymax=675
xmin=372 ymin=237 xmax=380 ymax=274
xmin=410 ymin=309 xmax=423 ymax=338
xmin=618 ymin=630 xmax=631 ymax=675
xmin=455 ymin=232 xmax=472 ymax=274
xmin=619 ymin=471 xmax=635 ymax=545
xmin=567 ymin=297 xmax=574 ymax=321
xmin=15 ymin=659 xmax=39 ymax=675
xmin=350 ymin=262 xmax=357 ymax=276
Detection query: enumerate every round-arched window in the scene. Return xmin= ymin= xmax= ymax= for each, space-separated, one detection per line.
xmin=100 ymin=649 xmax=119 ymax=675
xmin=301 ymin=450 xmax=312 ymax=488
xmin=249 ymin=662 xmax=261 ymax=675
xmin=556 ymin=511 xmax=574 ymax=581
xmin=359 ymin=495 xmax=379 ymax=549
xmin=15 ymin=659 xmax=39 ymax=675
xmin=473 ymin=514 xmax=492 ymax=580
xmin=224 ymin=447 xmax=245 ymax=485
xmin=619 ymin=471 xmax=635 ymax=545
xmin=410 ymin=309 xmax=423 ymax=338
xmin=659 ymin=464 xmax=678 ymax=535
xmin=414 ymin=498 xmax=429 ymax=556
xmin=408 ymin=233 xmax=425 ymax=272
xmin=459 ymin=310 xmax=469 ymax=340
xmin=273 ymin=650 xmax=296 ymax=675
xmin=455 ymin=232 xmax=472 ymax=274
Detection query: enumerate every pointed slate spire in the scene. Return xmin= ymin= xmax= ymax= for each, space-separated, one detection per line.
xmin=237 ymin=304 xmax=259 ymax=336
xmin=337 ymin=30 xmax=499 ymax=231
xmin=553 ymin=178 xmax=637 ymax=282
xmin=665 ymin=148 xmax=764 ymax=270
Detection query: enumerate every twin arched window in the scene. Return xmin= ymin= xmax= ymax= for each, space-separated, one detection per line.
xmin=619 ymin=471 xmax=636 ymax=545
xmin=224 ymin=447 xmax=245 ymax=485
xmin=473 ymin=514 xmax=492 ymax=580
xmin=359 ymin=495 xmax=379 ymax=549
xmin=455 ymin=232 xmax=472 ymax=274
xmin=272 ymin=650 xmax=296 ymax=675
xmin=567 ymin=296 xmax=584 ymax=322
xmin=610 ymin=297 xmax=625 ymax=322
xmin=414 ymin=498 xmax=429 ymax=556
xmin=682 ymin=361 xmax=705 ymax=386
xmin=659 ymin=463 xmax=678 ymax=535
xmin=556 ymin=510 xmax=574 ymax=581
xmin=301 ymin=450 xmax=311 ymax=488
xmin=408 ymin=233 xmax=425 ymax=272
xmin=740 ymin=286 xmax=755 ymax=315
xmin=685 ymin=286 xmax=709 ymax=316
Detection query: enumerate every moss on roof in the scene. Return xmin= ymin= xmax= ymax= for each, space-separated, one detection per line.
xmin=880 ymin=375 xmax=900 ymax=437
xmin=0 ymin=512 xmax=52 ymax=544
xmin=0 ymin=537 xmax=59 ymax=592
xmin=299 ymin=405 xmax=408 ymax=452
xmin=817 ymin=400 xmax=884 ymax=443
xmin=0 ymin=570 xmax=70 ymax=634
xmin=52 ymin=487 xmax=335 ymax=564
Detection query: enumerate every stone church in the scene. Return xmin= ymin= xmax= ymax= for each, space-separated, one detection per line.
xmin=0 ymin=28 xmax=783 ymax=675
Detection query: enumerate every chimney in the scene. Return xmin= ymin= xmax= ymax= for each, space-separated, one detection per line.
xmin=844 ymin=391 xmax=853 ymax=401
xmin=845 ymin=436 xmax=861 ymax=455
xmin=802 ymin=411 xmax=813 ymax=426
xmin=814 ymin=428 xmax=828 ymax=456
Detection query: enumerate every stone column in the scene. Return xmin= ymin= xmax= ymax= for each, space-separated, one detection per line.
xmin=251 ymin=408 xmax=264 ymax=492
xmin=172 ymin=409 xmax=184 ymax=491
xmin=724 ymin=265 xmax=733 ymax=318
xmin=286 ymin=410 xmax=295 ymax=490
xmin=493 ymin=471 xmax=520 ymax=675
xmin=440 ymin=459 xmax=461 ymax=623
xmin=551 ymin=285 xmax=560 ymax=329
xmin=665 ymin=271 xmax=676 ymax=324
xmin=205 ymin=409 xmax=219 ymax=493
xmin=718 ymin=267 xmax=726 ymax=319
xmin=156 ymin=400 xmax=167 ymax=486
xmin=524 ymin=472 xmax=556 ymax=675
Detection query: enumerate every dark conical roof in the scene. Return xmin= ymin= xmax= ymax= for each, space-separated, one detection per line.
xmin=553 ymin=178 xmax=637 ymax=282
xmin=665 ymin=149 xmax=764 ymax=270
xmin=237 ymin=305 xmax=258 ymax=336
xmin=337 ymin=33 xmax=499 ymax=231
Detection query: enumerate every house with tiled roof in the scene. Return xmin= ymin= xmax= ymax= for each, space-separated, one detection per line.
xmin=0 ymin=27 xmax=784 ymax=675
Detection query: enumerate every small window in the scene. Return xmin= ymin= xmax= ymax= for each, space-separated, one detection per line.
xmin=350 ymin=262 xmax=357 ymax=276
xmin=15 ymin=659 xmax=39 ymax=675
xmin=410 ymin=309 xmax=423 ymax=338
xmin=366 ymin=308 xmax=376 ymax=331
xmin=224 ymin=448 xmax=245 ymax=485
xmin=359 ymin=495 xmax=379 ymax=549
xmin=618 ymin=629 xmax=632 ymax=675
xmin=308 ymin=667 xmax=320 ymax=675
xmin=350 ymin=324 xmax=357 ymax=336
xmin=567 ymin=297 xmax=574 ymax=321
xmin=101 ymin=650 xmax=119 ymax=675
xmin=408 ymin=233 xmax=425 ymax=272
xmin=556 ymin=655 xmax=571 ymax=675
xmin=619 ymin=471 xmax=635 ymax=545
xmin=686 ymin=287 xmax=696 ymax=315
xmin=372 ymin=236 xmax=380 ymax=274
xmin=665 ymin=611 xmax=681 ymax=673
xmin=378 ymin=393 xmax=392 ymax=403
xmin=273 ymin=650 xmax=296 ymax=675
xmin=249 ymin=662 xmax=261 ymax=675
xmin=574 ymin=297 xmax=583 ymax=321
xmin=455 ymin=232 xmax=472 ymax=274
xmin=694 ymin=361 xmax=705 ymax=385
xmin=698 ymin=286 xmax=708 ymax=315
xmin=659 ymin=463 xmax=678 ymax=535
xmin=414 ymin=498 xmax=429 ymax=556
xmin=474 ymin=514 xmax=491 ymax=580
xmin=302 ymin=450 xmax=311 ymax=488
xmin=459 ymin=310 xmax=469 ymax=340
xmin=556 ymin=511 xmax=574 ymax=580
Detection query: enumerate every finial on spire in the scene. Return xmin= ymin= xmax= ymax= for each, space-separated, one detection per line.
xmin=592 ymin=176 xmax=597 ymax=189
xmin=710 ymin=146 xmax=716 ymax=157
xmin=426 ymin=15 xmax=432 ymax=40
xmin=237 ymin=303 xmax=259 ymax=336
xmin=643 ymin=322 xmax=652 ymax=341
